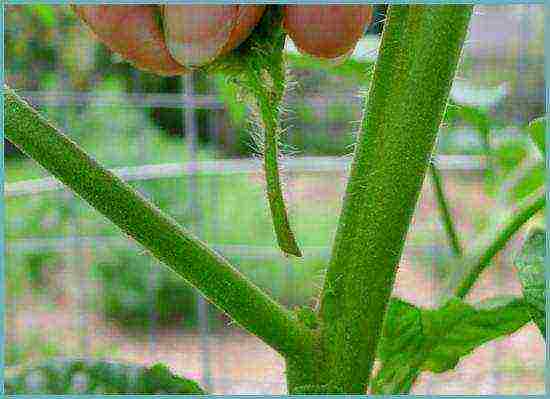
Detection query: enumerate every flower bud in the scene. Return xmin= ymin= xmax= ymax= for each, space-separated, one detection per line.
xmin=73 ymin=5 xmax=188 ymax=76
xmin=162 ymin=5 xmax=265 ymax=68
xmin=283 ymin=5 xmax=373 ymax=60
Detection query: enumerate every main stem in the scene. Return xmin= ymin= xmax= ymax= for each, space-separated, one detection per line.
xmin=4 ymin=87 xmax=314 ymax=360
xmin=317 ymin=6 xmax=473 ymax=393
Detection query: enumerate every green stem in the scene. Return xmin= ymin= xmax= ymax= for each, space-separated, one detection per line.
xmin=209 ymin=6 xmax=301 ymax=257
xmin=454 ymin=194 xmax=545 ymax=299
xmin=429 ymin=161 xmax=464 ymax=257
xmin=256 ymin=76 xmax=302 ymax=257
xmin=318 ymin=6 xmax=472 ymax=393
xmin=4 ymin=87 xmax=314 ymax=359
xmin=254 ymin=43 xmax=302 ymax=258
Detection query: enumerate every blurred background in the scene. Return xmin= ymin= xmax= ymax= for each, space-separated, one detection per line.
xmin=4 ymin=4 xmax=545 ymax=394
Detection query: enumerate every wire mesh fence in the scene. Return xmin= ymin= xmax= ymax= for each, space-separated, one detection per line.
xmin=4 ymin=4 xmax=545 ymax=394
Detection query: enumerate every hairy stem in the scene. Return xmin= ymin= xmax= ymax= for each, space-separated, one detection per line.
xmin=4 ymin=87 xmax=314 ymax=359
xmin=252 ymin=59 xmax=302 ymax=257
xmin=260 ymin=97 xmax=302 ymax=257
xmin=318 ymin=6 xmax=473 ymax=393
xmin=429 ymin=161 xmax=464 ymax=257
xmin=454 ymin=193 xmax=545 ymax=299
xmin=207 ymin=6 xmax=301 ymax=257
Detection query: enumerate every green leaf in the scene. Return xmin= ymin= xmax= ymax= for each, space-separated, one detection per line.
xmin=372 ymin=296 xmax=531 ymax=394
xmin=376 ymin=299 xmax=426 ymax=364
xmin=371 ymin=299 xmax=428 ymax=394
xmin=421 ymin=297 xmax=530 ymax=372
xmin=491 ymin=137 xmax=529 ymax=177
xmin=444 ymin=102 xmax=491 ymax=140
xmin=515 ymin=228 xmax=546 ymax=339
xmin=509 ymin=162 xmax=545 ymax=202
xmin=4 ymin=358 xmax=206 ymax=394
xmin=28 ymin=5 xmax=57 ymax=29
xmin=527 ymin=117 xmax=546 ymax=157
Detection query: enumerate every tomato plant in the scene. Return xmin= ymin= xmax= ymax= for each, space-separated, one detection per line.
xmin=4 ymin=5 xmax=545 ymax=395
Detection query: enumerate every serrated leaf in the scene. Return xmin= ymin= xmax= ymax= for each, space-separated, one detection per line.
xmin=515 ymin=228 xmax=546 ymax=339
xmin=421 ymin=298 xmax=531 ymax=372
xmin=509 ymin=162 xmax=545 ymax=202
xmin=4 ymin=358 xmax=206 ymax=394
xmin=492 ymin=138 xmax=529 ymax=177
xmin=376 ymin=299 xmax=426 ymax=364
xmin=372 ymin=296 xmax=531 ymax=393
xmin=527 ymin=117 xmax=546 ymax=157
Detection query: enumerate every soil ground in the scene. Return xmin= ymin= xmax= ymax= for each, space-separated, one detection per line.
xmin=8 ymin=255 xmax=544 ymax=394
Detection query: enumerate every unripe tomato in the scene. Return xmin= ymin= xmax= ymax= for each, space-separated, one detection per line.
xmin=283 ymin=5 xmax=373 ymax=59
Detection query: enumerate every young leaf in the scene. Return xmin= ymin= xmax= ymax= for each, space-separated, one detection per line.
xmin=515 ymin=228 xmax=546 ymax=339
xmin=527 ymin=117 xmax=546 ymax=158
xmin=371 ymin=299 xmax=428 ymax=394
xmin=509 ymin=162 xmax=545 ymax=202
xmin=4 ymin=357 xmax=206 ymax=394
xmin=421 ymin=297 xmax=531 ymax=372
xmin=372 ymin=296 xmax=532 ymax=393
xmin=376 ymin=299 xmax=425 ymax=365
xmin=444 ymin=102 xmax=492 ymax=146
